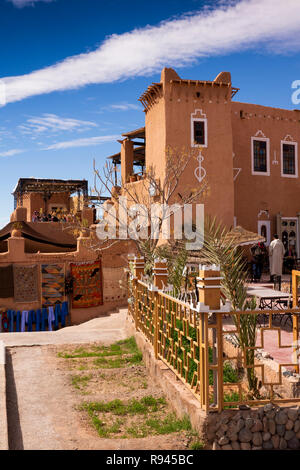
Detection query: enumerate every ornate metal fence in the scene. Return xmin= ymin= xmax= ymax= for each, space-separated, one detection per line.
xmin=129 ymin=274 xmax=300 ymax=413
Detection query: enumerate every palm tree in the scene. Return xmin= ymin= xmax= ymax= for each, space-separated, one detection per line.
xmin=202 ymin=218 xmax=259 ymax=398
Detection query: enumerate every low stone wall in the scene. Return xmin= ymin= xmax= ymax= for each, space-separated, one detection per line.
xmin=208 ymin=404 xmax=300 ymax=450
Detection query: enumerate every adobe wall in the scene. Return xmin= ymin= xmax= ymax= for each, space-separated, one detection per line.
xmin=18 ymin=192 xmax=71 ymax=222
xmin=144 ymin=69 xmax=235 ymax=229
xmin=145 ymin=80 xmax=167 ymax=180
xmin=232 ymin=102 xmax=300 ymax=238
xmin=0 ymin=234 xmax=136 ymax=325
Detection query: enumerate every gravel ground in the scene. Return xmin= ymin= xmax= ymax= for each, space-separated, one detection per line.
xmin=6 ymin=342 xmax=196 ymax=450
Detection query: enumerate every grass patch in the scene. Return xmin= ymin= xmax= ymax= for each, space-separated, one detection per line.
xmin=91 ymin=415 xmax=123 ymax=438
xmin=71 ymin=374 xmax=93 ymax=390
xmin=145 ymin=413 xmax=191 ymax=435
xmin=93 ymin=352 xmax=143 ymax=369
xmin=189 ymin=440 xmax=205 ymax=450
xmin=82 ymin=396 xmax=166 ymax=417
xmin=58 ymin=337 xmax=139 ymax=359
xmin=81 ymin=396 xmax=190 ymax=439
xmin=58 ymin=337 xmax=142 ymax=370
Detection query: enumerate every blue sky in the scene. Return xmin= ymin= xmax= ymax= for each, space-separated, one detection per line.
xmin=0 ymin=0 xmax=300 ymax=225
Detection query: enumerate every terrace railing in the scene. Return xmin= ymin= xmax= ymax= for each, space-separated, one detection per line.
xmin=128 ymin=263 xmax=300 ymax=413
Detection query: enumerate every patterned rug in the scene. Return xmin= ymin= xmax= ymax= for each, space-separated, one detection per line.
xmin=0 ymin=265 xmax=14 ymax=298
xmin=41 ymin=264 xmax=65 ymax=307
xmin=13 ymin=265 xmax=39 ymax=303
xmin=71 ymin=261 xmax=103 ymax=309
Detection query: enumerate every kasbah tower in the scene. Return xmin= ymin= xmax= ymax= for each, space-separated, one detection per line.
xmin=122 ymin=66 xmax=300 ymax=250
xmin=139 ymin=67 xmax=235 ymax=230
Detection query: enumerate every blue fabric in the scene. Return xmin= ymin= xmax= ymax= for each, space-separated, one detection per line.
xmin=48 ymin=307 xmax=55 ymax=331
xmin=54 ymin=304 xmax=61 ymax=330
xmin=36 ymin=309 xmax=41 ymax=332
xmin=41 ymin=308 xmax=48 ymax=331
xmin=8 ymin=310 xmax=15 ymax=333
xmin=28 ymin=310 xmax=35 ymax=332
xmin=16 ymin=311 xmax=21 ymax=332
xmin=61 ymin=301 xmax=69 ymax=328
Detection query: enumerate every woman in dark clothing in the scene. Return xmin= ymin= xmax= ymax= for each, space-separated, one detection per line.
xmin=251 ymin=242 xmax=265 ymax=282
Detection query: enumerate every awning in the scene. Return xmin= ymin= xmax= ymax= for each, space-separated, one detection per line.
xmin=0 ymin=222 xmax=77 ymax=249
xmin=225 ymin=226 xmax=266 ymax=246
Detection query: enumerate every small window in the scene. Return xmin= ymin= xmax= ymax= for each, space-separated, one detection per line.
xmin=253 ymin=140 xmax=267 ymax=173
xmin=283 ymin=143 xmax=296 ymax=175
xmin=193 ymin=121 xmax=205 ymax=146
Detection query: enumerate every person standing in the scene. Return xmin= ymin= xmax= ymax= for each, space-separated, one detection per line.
xmin=269 ymin=235 xmax=285 ymax=283
xmin=251 ymin=242 xmax=264 ymax=282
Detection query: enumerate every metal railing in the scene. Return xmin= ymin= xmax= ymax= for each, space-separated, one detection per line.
xmin=128 ymin=273 xmax=300 ymax=412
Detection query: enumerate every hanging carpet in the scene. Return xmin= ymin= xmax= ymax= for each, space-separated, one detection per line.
xmin=71 ymin=261 xmax=103 ymax=309
xmin=41 ymin=264 xmax=65 ymax=307
xmin=13 ymin=265 xmax=39 ymax=303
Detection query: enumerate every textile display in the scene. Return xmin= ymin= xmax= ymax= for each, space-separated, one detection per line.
xmin=0 ymin=265 xmax=14 ymax=298
xmin=0 ymin=302 xmax=69 ymax=333
xmin=41 ymin=264 xmax=65 ymax=307
xmin=71 ymin=261 xmax=103 ymax=309
xmin=13 ymin=265 xmax=39 ymax=303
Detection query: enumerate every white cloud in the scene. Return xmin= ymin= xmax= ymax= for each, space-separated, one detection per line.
xmin=8 ymin=0 xmax=54 ymax=8
xmin=0 ymin=149 xmax=24 ymax=157
xmin=2 ymin=0 xmax=300 ymax=105
xmin=18 ymin=113 xmax=98 ymax=135
xmin=109 ymin=103 xmax=141 ymax=111
xmin=44 ymin=135 xmax=119 ymax=150
xmin=98 ymin=102 xmax=141 ymax=113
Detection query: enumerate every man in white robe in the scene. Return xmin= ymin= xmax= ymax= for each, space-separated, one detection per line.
xmin=269 ymin=235 xmax=285 ymax=279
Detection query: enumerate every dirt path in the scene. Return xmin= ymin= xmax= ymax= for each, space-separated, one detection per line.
xmin=6 ymin=345 xmax=94 ymax=450
xmin=6 ymin=340 xmax=197 ymax=450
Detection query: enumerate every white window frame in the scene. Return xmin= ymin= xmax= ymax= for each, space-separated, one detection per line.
xmin=281 ymin=140 xmax=298 ymax=178
xmin=281 ymin=217 xmax=299 ymax=256
xmin=251 ymin=136 xmax=270 ymax=176
xmin=191 ymin=116 xmax=208 ymax=148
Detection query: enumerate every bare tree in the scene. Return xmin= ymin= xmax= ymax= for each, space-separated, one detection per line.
xmin=91 ymin=145 xmax=209 ymax=271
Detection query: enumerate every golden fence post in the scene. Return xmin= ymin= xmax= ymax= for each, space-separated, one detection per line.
xmin=154 ymin=290 xmax=159 ymax=359
xmin=153 ymin=259 xmax=168 ymax=290
xmin=127 ymin=253 xmax=135 ymax=321
xmin=134 ymin=256 xmax=145 ymax=281
xmin=203 ymin=312 xmax=210 ymax=411
xmin=132 ymin=257 xmax=145 ymax=332
xmin=197 ymin=264 xmax=224 ymax=411
xmin=292 ymin=270 xmax=300 ymax=373
xmin=216 ymin=313 xmax=224 ymax=412
xmin=133 ymin=277 xmax=139 ymax=330
xmin=292 ymin=270 xmax=299 ymax=308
